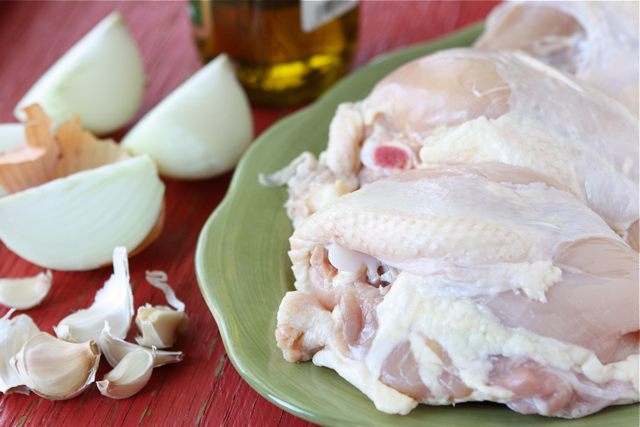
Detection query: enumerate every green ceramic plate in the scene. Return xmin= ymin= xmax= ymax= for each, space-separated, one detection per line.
xmin=195 ymin=24 xmax=639 ymax=427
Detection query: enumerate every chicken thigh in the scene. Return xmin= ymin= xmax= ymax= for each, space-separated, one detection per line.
xmin=276 ymin=166 xmax=639 ymax=418
xmin=263 ymin=48 xmax=639 ymax=248
xmin=475 ymin=1 xmax=639 ymax=113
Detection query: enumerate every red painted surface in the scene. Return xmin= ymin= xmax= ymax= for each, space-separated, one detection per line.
xmin=0 ymin=1 xmax=500 ymax=426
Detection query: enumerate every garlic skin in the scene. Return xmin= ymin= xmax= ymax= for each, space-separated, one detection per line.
xmin=14 ymin=11 xmax=145 ymax=135
xmin=0 ymin=155 xmax=165 ymax=271
xmin=11 ymin=332 xmax=100 ymax=400
xmin=0 ymin=270 xmax=52 ymax=310
xmin=97 ymin=348 xmax=154 ymax=399
xmin=55 ymin=247 xmax=134 ymax=344
xmin=100 ymin=321 xmax=183 ymax=368
xmin=0 ymin=310 xmax=40 ymax=394
xmin=145 ymin=270 xmax=185 ymax=312
xmin=135 ymin=304 xmax=189 ymax=349
xmin=121 ymin=53 xmax=254 ymax=179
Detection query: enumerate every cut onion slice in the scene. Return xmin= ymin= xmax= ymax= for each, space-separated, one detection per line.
xmin=0 ymin=155 xmax=165 ymax=270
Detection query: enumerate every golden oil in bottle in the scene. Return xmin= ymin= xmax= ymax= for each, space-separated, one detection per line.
xmin=189 ymin=0 xmax=360 ymax=107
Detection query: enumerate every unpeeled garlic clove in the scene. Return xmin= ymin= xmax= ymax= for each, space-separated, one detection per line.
xmin=135 ymin=304 xmax=189 ymax=349
xmin=100 ymin=321 xmax=183 ymax=368
xmin=0 ymin=270 xmax=52 ymax=310
xmin=0 ymin=310 xmax=40 ymax=395
xmin=97 ymin=348 xmax=154 ymax=399
xmin=55 ymin=247 xmax=134 ymax=343
xmin=11 ymin=332 xmax=100 ymax=400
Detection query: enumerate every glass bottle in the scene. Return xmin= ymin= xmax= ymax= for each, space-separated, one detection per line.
xmin=189 ymin=0 xmax=360 ymax=107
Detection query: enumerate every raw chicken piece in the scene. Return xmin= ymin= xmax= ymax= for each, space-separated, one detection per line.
xmin=264 ymin=48 xmax=638 ymax=247
xmin=475 ymin=1 xmax=639 ymax=113
xmin=276 ymin=166 xmax=639 ymax=418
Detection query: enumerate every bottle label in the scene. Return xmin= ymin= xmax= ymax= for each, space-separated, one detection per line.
xmin=300 ymin=0 xmax=359 ymax=33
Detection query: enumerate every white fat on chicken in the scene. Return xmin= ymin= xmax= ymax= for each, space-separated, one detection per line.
xmin=262 ymin=48 xmax=638 ymax=249
xmin=275 ymin=166 xmax=639 ymax=418
xmin=475 ymin=0 xmax=639 ymax=113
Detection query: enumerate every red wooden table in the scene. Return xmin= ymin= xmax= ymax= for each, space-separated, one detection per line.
xmin=0 ymin=1 xmax=500 ymax=426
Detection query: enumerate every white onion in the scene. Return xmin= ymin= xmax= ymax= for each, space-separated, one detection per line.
xmin=14 ymin=11 xmax=145 ymax=135
xmin=0 ymin=155 xmax=164 ymax=270
xmin=0 ymin=124 xmax=26 ymax=154
xmin=121 ymin=54 xmax=254 ymax=179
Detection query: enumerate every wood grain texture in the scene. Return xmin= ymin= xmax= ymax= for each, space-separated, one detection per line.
xmin=0 ymin=1 xmax=500 ymax=426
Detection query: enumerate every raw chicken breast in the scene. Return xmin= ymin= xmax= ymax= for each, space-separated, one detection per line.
xmin=475 ymin=1 xmax=639 ymax=113
xmin=276 ymin=166 xmax=639 ymax=418
xmin=262 ymin=48 xmax=638 ymax=247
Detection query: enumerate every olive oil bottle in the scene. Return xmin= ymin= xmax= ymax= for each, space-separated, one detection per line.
xmin=190 ymin=0 xmax=360 ymax=107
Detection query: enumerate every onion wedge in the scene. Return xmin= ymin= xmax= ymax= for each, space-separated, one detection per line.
xmin=0 ymin=156 xmax=164 ymax=270
xmin=14 ymin=11 xmax=145 ymax=135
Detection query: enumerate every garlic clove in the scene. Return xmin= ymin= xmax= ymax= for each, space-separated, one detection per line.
xmin=121 ymin=53 xmax=254 ymax=179
xmin=135 ymin=304 xmax=189 ymax=349
xmin=0 ymin=310 xmax=40 ymax=395
xmin=145 ymin=270 xmax=185 ymax=312
xmin=55 ymin=247 xmax=134 ymax=344
xmin=0 ymin=270 xmax=52 ymax=310
xmin=49 ymin=115 xmax=130 ymax=180
xmin=97 ymin=348 xmax=154 ymax=399
xmin=100 ymin=321 xmax=183 ymax=368
xmin=0 ymin=105 xmax=61 ymax=194
xmin=0 ymin=155 xmax=165 ymax=270
xmin=11 ymin=332 xmax=100 ymax=400
xmin=14 ymin=12 xmax=145 ymax=135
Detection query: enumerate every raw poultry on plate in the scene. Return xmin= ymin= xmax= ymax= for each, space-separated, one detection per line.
xmin=264 ymin=1 xmax=640 ymax=420
xmin=263 ymin=47 xmax=638 ymax=248
xmin=475 ymin=0 xmax=639 ymax=113
xmin=277 ymin=166 xmax=638 ymax=418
